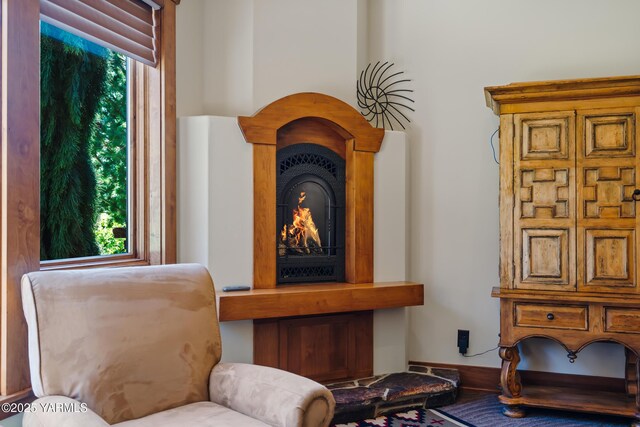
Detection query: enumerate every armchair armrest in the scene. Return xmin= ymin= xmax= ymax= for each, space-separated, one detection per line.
xmin=209 ymin=363 xmax=335 ymax=427
xmin=22 ymin=396 xmax=109 ymax=427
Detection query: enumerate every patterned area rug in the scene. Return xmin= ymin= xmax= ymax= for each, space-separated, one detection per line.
xmin=334 ymin=394 xmax=635 ymax=427
xmin=333 ymin=408 xmax=473 ymax=427
xmin=438 ymin=394 xmax=630 ymax=427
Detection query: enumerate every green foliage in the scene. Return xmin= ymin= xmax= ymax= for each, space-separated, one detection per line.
xmin=40 ymin=23 xmax=128 ymax=260
xmin=40 ymin=26 xmax=107 ymax=260
xmin=89 ymin=50 xmax=128 ymax=255
xmin=90 ymin=51 xmax=128 ymax=227
xmin=94 ymin=213 xmax=126 ymax=254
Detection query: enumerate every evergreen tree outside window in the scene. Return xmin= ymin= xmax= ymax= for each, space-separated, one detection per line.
xmin=40 ymin=22 xmax=129 ymax=260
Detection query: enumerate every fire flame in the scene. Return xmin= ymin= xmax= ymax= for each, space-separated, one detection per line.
xmin=280 ymin=192 xmax=322 ymax=254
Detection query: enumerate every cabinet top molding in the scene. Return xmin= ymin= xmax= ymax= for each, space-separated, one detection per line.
xmin=485 ymin=75 xmax=640 ymax=115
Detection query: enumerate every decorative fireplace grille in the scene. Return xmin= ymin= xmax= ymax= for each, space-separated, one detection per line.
xmin=276 ymin=143 xmax=345 ymax=284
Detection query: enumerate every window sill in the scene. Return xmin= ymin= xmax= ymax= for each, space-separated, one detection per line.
xmin=40 ymin=256 xmax=150 ymax=271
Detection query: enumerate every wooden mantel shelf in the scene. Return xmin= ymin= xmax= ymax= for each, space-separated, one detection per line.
xmin=217 ymin=281 xmax=424 ymax=321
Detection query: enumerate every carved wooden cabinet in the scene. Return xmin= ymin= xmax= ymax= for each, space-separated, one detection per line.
xmin=486 ymin=76 xmax=640 ymax=425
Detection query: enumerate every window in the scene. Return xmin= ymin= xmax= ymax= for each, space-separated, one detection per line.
xmin=0 ymin=0 xmax=178 ymax=403
xmin=40 ymin=22 xmax=130 ymax=261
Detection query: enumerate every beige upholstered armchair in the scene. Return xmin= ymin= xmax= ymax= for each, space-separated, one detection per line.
xmin=20 ymin=264 xmax=335 ymax=427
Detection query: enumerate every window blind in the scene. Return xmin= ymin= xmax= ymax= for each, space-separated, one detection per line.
xmin=40 ymin=0 xmax=160 ymax=66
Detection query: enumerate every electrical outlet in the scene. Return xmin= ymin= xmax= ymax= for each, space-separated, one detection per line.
xmin=457 ymin=330 xmax=469 ymax=355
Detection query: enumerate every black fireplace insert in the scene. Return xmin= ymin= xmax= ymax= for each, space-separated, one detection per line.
xmin=276 ymin=143 xmax=345 ymax=284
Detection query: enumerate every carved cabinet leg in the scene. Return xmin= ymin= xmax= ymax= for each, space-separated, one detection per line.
xmin=499 ymin=346 xmax=525 ymax=418
xmin=633 ymin=350 xmax=640 ymax=427
xmin=626 ymin=348 xmax=638 ymax=397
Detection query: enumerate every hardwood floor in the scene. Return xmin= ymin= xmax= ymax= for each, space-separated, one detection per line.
xmin=454 ymin=389 xmax=497 ymax=405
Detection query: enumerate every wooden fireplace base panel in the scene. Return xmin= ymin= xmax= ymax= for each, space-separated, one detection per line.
xmin=223 ymin=282 xmax=423 ymax=383
xmin=254 ymin=311 xmax=373 ymax=383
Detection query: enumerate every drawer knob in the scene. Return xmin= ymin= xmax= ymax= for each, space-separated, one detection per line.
xmin=634 ymin=189 xmax=640 ymax=201
xmin=547 ymin=313 xmax=555 ymax=320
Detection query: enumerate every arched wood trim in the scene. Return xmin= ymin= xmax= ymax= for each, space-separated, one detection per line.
xmin=238 ymin=92 xmax=384 ymax=152
xmin=277 ymin=118 xmax=346 ymax=159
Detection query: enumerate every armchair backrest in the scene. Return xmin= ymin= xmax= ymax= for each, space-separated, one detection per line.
xmin=21 ymin=263 xmax=221 ymax=424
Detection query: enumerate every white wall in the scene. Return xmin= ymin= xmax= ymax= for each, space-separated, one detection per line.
xmin=368 ymin=0 xmax=640 ymax=377
xmin=201 ymin=0 xmax=254 ymax=116
xmin=177 ymin=116 xmax=255 ymax=363
xmin=176 ymin=0 xmax=366 ymax=117
xmin=176 ymin=0 xmax=254 ymax=117
xmin=252 ymin=0 xmax=360 ymax=109
xmin=373 ymin=131 xmax=410 ymax=373
xmin=175 ymin=0 xmax=203 ymax=117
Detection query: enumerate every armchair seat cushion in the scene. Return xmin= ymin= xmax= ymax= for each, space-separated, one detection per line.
xmin=112 ymin=401 xmax=269 ymax=427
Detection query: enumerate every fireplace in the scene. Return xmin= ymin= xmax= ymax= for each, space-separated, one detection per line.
xmin=238 ymin=92 xmax=385 ymax=288
xmin=220 ymin=92 xmax=424 ymax=383
xmin=276 ymin=143 xmax=345 ymax=283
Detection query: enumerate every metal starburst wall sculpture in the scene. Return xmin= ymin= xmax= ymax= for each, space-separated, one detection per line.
xmin=357 ymin=61 xmax=415 ymax=130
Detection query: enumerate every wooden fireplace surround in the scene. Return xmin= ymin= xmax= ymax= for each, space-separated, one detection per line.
xmin=220 ymin=93 xmax=423 ymax=382
xmin=238 ymin=92 xmax=385 ymax=288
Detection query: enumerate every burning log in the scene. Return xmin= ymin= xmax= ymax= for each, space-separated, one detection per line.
xmin=280 ymin=191 xmax=324 ymax=255
xmin=278 ymin=242 xmax=287 ymax=257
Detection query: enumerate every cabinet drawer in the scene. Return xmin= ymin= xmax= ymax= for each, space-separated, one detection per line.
xmin=604 ymin=308 xmax=640 ymax=334
xmin=514 ymin=303 xmax=588 ymax=330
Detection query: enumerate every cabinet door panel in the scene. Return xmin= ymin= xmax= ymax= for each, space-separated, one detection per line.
xmin=520 ymin=228 xmax=570 ymax=284
xmin=582 ymin=166 xmax=636 ymax=219
xmin=519 ymin=168 xmax=571 ymax=219
xmin=584 ymin=113 xmax=635 ymax=158
xmin=517 ymin=113 xmax=572 ymax=161
xmin=577 ymin=108 xmax=640 ymax=293
xmin=514 ymin=112 xmax=576 ymax=291
xmin=584 ymin=229 xmax=635 ymax=288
